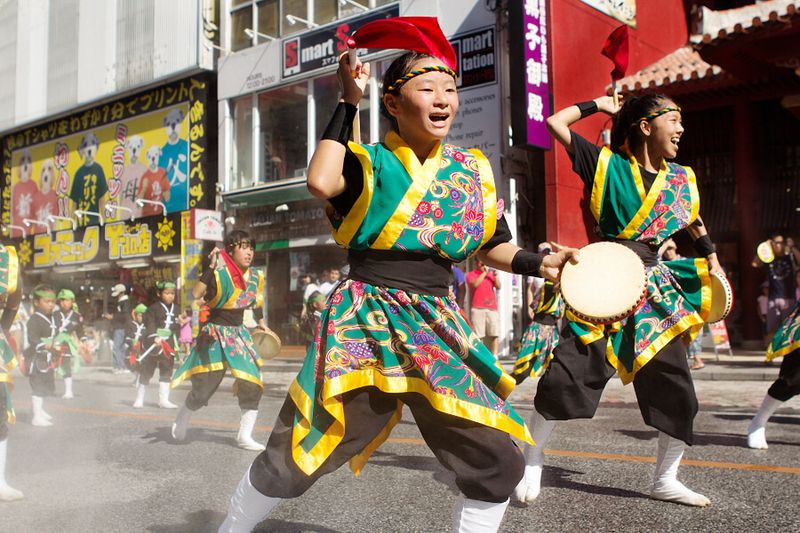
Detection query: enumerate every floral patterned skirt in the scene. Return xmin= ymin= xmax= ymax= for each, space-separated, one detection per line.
xmin=767 ymin=301 xmax=800 ymax=361
xmin=171 ymin=323 xmax=263 ymax=388
xmin=512 ymin=320 xmax=559 ymax=383
xmin=569 ymin=258 xmax=711 ymax=384
xmin=288 ymin=279 xmax=532 ymax=476
xmin=1 ymin=333 xmax=17 ymax=424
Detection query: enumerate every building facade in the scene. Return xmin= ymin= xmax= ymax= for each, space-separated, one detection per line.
xmin=0 ymin=0 xmax=219 ymax=320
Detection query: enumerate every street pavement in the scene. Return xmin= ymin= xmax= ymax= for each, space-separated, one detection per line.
xmin=1 ymin=351 xmax=798 ymax=533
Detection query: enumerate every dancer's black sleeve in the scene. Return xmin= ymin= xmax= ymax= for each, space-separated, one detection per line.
xmin=568 ymin=133 xmax=602 ymax=189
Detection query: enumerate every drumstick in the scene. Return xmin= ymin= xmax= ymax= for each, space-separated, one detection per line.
xmin=612 ymin=78 xmax=619 ymax=108
xmin=347 ymin=39 xmax=361 ymax=143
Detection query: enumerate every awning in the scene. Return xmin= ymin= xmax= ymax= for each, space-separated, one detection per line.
xmin=222 ymin=179 xmax=312 ymax=210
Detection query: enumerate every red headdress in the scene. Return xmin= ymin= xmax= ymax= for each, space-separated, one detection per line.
xmin=349 ymin=17 xmax=457 ymax=72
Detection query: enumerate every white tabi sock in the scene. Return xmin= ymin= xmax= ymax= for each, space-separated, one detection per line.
xmin=133 ymin=384 xmax=146 ymax=409
xmin=236 ymin=410 xmax=266 ymax=451
xmin=62 ymin=377 xmax=74 ymax=399
xmin=747 ymin=394 xmax=784 ymax=449
xmin=31 ymin=396 xmax=53 ymax=427
xmin=158 ymin=381 xmax=178 ymax=409
xmin=0 ymin=439 xmax=24 ymax=501
xmin=513 ymin=410 xmax=556 ymax=504
xmin=218 ymin=466 xmax=281 ymax=533
xmin=650 ymin=432 xmax=710 ymax=507
xmin=452 ymin=495 xmax=509 ymax=533
xmin=171 ymin=404 xmax=193 ymax=441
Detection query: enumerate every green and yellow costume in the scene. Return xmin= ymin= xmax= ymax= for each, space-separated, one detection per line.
xmin=569 ymin=148 xmax=712 ymax=383
xmin=290 ymin=132 xmax=530 ymax=476
xmin=0 ymin=246 xmax=20 ymax=424
xmin=512 ymin=279 xmax=563 ymax=382
xmin=171 ymin=262 xmax=265 ymax=389
xmin=766 ymin=301 xmax=800 ymax=361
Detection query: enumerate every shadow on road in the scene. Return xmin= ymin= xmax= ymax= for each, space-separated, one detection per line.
xmin=141 ymin=426 xmax=239 ymax=448
xmin=542 ymin=465 xmax=650 ymax=501
xmin=149 ymin=511 xmax=344 ymax=533
xmin=368 ymin=450 xmax=460 ymax=494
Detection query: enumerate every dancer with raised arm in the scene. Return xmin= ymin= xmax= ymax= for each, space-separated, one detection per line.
xmin=218 ymin=18 xmax=577 ymax=533
xmin=514 ymin=94 xmax=720 ymax=507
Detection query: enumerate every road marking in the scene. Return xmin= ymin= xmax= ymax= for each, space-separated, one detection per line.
xmin=49 ymin=405 xmax=800 ymax=475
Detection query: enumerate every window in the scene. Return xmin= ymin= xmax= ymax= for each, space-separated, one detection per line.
xmin=258 ymin=82 xmax=309 ymax=182
xmin=233 ymin=96 xmax=254 ymax=189
xmin=230 ymin=5 xmax=253 ymax=52
xmin=281 ymin=0 xmax=307 ymax=36
xmin=257 ymin=0 xmax=279 ymax=43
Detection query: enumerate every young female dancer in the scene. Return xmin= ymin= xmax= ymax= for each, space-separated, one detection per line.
xmin=514 ymin=94 xmax=721 ymax=507
xmin=218 ymin=44 xmax=577 ymax=532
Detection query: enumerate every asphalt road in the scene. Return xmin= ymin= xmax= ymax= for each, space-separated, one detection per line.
xmin=2 ymin=366 xmax=798 ymax=533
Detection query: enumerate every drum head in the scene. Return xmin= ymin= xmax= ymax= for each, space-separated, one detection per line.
xmin=707 ymin=271 xmax=733 ymax=323
xmin=252 ymin=329 xmax=281 ymax=360
xmin=757 ymin=241 xmax=774 ymax=264
xmin=560 ymin=242 xmax=647 ymax=324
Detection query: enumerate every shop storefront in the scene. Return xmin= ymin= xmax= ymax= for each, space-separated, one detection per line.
xmin=0 ymin=73 xmax=217 ymax=322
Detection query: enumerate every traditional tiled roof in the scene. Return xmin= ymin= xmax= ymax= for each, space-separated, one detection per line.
xmin=691 ymin=0 xmax=799 ymax=47
xmin=614 ymin=46 xmax=724 ymax=93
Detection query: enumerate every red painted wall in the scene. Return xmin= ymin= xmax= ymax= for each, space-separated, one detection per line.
xmin=546 ymin=0 xmax=689 ymax=245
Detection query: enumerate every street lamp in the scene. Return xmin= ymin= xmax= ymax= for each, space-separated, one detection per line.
xmin=203 ymin=41 xmax=230 ymax=54
xmin=285 ymin=14 xmax=318 ymax=28
xmin=0 ymin=224 xmax=27 ymax=239
xmin=47 ymin=214 xmax=77 ymax=231
xmin=105 ymin=203 xmax=134 ymax=221
xmin=136 ymin=199 xmax=167 ymax=216
xmin=74 ymin=209 xmax=104 ymax=226
xmin=338 ymin=0 xmax=368 ymax=12
xmin=23 ymin=218 xmax=51 ymax=235
xmin=244 ymin=28 xmax=276 ymax=42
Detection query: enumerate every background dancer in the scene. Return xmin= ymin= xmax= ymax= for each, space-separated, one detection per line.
xmin=53 ymin=289 xmax=84 ymax=399
xmin=126 ymin=303 xmax=148 ymax=387
xmin=25 ymin=285 xmax=58 ymax=427
xmin=0 ymin=245 xmax=24 ymax=500
xmin=515 ymin=93 xmax=721 ymax=508
xmin=747 ymin=301 xmax=800 ymax=449
xmin=218 ymin=18 xmax=577 ymax=533
xmin=171 ymin=231 xmax=270 ymax=452
xmin=511 ymin=243 xmax=563 ymax=384
xmin=133 ymin=281 xmax=183 ymax=409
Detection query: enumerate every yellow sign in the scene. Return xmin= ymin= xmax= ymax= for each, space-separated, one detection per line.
xmin=105 ymin=221 xmax=152 ymax=259
xmin=33 ymin=226 xmax=100 ymax=268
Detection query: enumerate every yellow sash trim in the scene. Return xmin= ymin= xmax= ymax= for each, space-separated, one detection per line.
xmin=332 ymin=142 xmax=375 ymax=247
xmin=685 ymin=166 xmax=700 ymax=224
xmin=372 ymin=132 xmax=442 ymax=249
xmin=5 ymin=246 xmax=19 ymax=295
xmin=767 ymin=339 xmax=800 ymax=361
xmin=171 ymin=361 xmax=226 ymax=387
xmin=0 ymin=372 xmax=13 ymax=384
xmin=289 ymin=369 xmax=534 ymax=476
xmin=617 ymin=156 xmax=668 ymax=240
xmin=206 ymin=272 xmax=224 ymax=308
xmin=469 ymin=148 xmax=497 ymax=253
xmin=255 ymin=271 xmax=264 ymax=309
xmin=607 ymin=258 xmax=713 ymax=384
xmin=590 ymin=148 xmax=613 ymax=223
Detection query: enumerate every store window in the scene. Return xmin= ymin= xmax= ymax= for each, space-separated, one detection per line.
xmin=258 ymin=82 xmax=309 ymax=182
xmin=233 ymin=96 xmax=254 ymax=189
xmin=257 ymin=0 xmax=279 ymax=43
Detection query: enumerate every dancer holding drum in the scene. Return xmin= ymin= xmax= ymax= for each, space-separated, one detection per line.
xmin=171 ymin=230 xmax=274 ymax=452
xmin=218 ymin=17 xmax=577 ymax=533
xmin=747 ymin=301 xmax=800 ymax=449
xmin=514 ymin=93 xmax=723 ymax=507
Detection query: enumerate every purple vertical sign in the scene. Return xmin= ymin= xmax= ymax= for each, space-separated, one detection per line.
xmin=523 ymin=0 xmax=551 ymax=149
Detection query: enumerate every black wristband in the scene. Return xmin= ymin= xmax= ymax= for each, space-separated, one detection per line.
xmin=693 ymin=235 xmax=716 ymax=257
xmin=575 ymin=101 xmax=598 ymax=118
xmin=511 ymin=250 xmax=544 ymax=278
xmin=321 ymin=102 xmax=358 ymax=146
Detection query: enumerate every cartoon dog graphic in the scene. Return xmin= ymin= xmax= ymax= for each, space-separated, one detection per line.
xmin=116 ymin=135 xmax=147 ymax=218
xmin=10 ymin=149 xmax=38 ymax=236
xmin=159 ymin=108 xmax=189 ymax=213
xmin=137 ymin=145 xmax=171 ymax=217
xmin=34 ymin=158 xmax=60 ymax=223
xmin=69 ymin=132 xmax=108 ymax=226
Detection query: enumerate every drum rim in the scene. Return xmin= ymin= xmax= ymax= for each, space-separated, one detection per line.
xmin=708 ymin=271 xmax=734 ymax=323
xmin=560 ymin=242 xmax=648 ymax=324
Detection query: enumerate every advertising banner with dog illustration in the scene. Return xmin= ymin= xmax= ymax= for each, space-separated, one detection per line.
xmin=1 ymin=75 xmax=213 ymax=238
